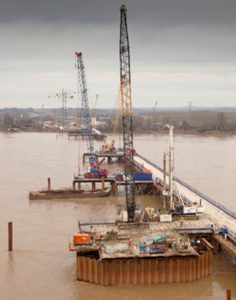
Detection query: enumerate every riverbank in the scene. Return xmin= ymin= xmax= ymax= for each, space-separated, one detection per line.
xmin=2 ymin=127 xmax=236 ymax=137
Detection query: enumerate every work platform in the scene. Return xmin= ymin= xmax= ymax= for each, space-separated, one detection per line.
xmin=70 ymin=220 xmax=214 ymax=285
xmin=83 ymin=152 xmax=124 ymax=163
xmin=73 ymin=175 xmax=154 ymax=195
xmin=73 ymin=176 xmax=153 ymax=185
xmin=68 ymin=131 xmax=106 ymax=140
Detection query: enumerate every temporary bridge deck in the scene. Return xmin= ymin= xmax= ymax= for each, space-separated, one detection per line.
xmin=133 ymin=153 xmax=236 ymax=253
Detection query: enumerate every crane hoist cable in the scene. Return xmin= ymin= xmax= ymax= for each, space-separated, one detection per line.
xmin=92 ymin=94 xmax=99 ymax=128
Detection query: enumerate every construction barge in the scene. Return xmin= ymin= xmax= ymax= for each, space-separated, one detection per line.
xmin=29 ymin=187 xmax=111 ymax=200
xmin=29 ymin=177 xmax=112 ymax=200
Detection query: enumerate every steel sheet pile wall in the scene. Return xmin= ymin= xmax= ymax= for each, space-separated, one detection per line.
xmin=77 ymin=251 xmax=212 ymax=285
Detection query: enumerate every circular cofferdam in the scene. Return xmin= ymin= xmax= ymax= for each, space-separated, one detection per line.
xmin=76 ymin=251 xmax=213 ymax=285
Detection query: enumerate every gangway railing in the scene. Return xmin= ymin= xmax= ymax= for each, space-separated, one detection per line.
xmin=176 ymin=226 xmax=214 ymax=233
xmin=228 ymin=230 xmax=236 ymax=243
xmin=136 ymin=153 xmax=236 ymax=221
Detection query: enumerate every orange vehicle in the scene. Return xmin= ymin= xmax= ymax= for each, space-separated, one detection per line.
xmin=102 ymin=139 xmax=116 ymax=154
xmin=73 ymin=233 xmax=92 ymax=246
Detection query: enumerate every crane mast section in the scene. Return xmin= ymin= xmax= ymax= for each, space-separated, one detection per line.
xmin=75 ymin=52 xmax=94 ymax=154
xmin=120 ymin=5 xmax=135 ymax=222
xmin=120 ymin=9 xmax=132 ymax=117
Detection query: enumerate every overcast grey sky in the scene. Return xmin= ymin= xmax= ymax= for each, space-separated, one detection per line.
xmin=0 ymin=0 xmax=236 ymax=108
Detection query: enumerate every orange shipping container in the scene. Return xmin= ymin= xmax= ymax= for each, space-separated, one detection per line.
xmin=143 ymin=169 xmax=151 ymax=174
xmin=74 ymin=233 xmax=92 ymax=245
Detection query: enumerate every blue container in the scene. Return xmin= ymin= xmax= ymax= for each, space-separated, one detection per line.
xmin=133 ymin=173 xmax=152 ymax=181
xmin=153 ymin=234 xmax=166 ymax=244
xmin=90 ymin=168 xmax=100 ymax=174
xmin=139 ymin=243 xmax=146 ymax=253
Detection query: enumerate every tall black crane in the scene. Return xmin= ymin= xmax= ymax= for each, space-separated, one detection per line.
xmin=120 ymin=5 xmax=136 ymax=222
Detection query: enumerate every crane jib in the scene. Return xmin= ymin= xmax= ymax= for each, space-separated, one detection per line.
xmin=75 ymin=52 xmax=95 ymax=163
xmin=120 ymin=5 xmax=136 ymax=222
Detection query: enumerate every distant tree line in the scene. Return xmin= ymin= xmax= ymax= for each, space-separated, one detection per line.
xmin=98 ymin=111 xmax=236 ymax=134
xmin=1 ymin=108 xmax=236 ymax=134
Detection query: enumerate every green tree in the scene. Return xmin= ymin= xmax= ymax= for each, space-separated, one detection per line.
xmin=3 ymin=114 xmax=14 ymax=129
xmin=216 ymin=112 xmax=227 ymax=131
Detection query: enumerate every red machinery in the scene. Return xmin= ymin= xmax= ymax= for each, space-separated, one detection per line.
xmin=84 ymin=168 xmax=108 ymax=179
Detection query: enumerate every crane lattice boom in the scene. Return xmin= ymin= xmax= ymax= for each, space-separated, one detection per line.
xmin=120 ymin=5 xmax=135 ymax=222
xmin=75 ymin=52 xmax=95 ymax=163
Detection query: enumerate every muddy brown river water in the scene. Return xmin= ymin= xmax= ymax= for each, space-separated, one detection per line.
xmin=0 ymin=132 xmax=235 ymax=300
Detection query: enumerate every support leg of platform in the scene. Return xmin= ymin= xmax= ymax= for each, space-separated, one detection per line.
xmin=92 ymin=182 xmax=96 ymax=192
xmin=101 ymin=177 xmax=105 ymax=191
xmin=111 ymin=182 xmax=117 ymax=195
xmin=47 ymin=177 xmax=51 ymax=191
